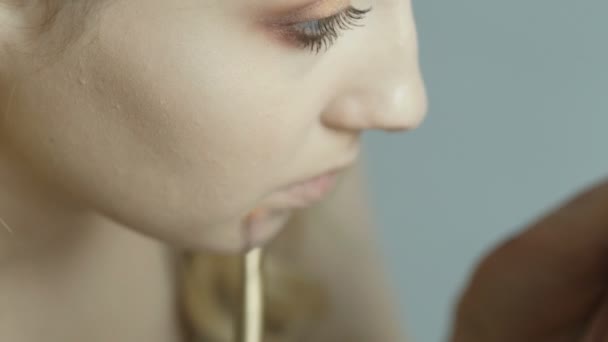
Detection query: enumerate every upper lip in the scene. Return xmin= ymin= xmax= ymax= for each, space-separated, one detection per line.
xmin=280 ymin=139 xmax=360 ymax=190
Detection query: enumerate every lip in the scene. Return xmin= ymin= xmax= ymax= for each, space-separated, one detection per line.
xmin=281 ymin=164 xmax=346 ymax=190
xmin=273 ymin=171 xmax=340 ymax=208
xmin=241 ymin=170 xmax=341 ymax=247
xmin=263 ymin=161 xmax=355 ymax=209
xmin=257 ymin=141 xmax=360 ymax=210
xmin=281 ymin=143 xmax=360 ymax=190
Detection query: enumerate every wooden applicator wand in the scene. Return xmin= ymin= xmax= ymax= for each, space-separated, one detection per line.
xmin=235 ymin=210 xmax=266 ymax=342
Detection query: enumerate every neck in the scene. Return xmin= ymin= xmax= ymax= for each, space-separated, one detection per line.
xmin=0 ymin=148 xmax=184 ymax=342
xmin=0 ymin=146 xmax=88 ymax=264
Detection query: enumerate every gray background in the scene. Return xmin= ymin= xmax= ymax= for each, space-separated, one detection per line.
xmin=363 ymin=1 xmax=608 ymax=341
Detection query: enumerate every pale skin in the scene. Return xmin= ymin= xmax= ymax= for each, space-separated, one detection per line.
xmin=3 ymin=1 xmax=608 ymax=342
xmin=0 ymin=0 xmax=425 ymax=341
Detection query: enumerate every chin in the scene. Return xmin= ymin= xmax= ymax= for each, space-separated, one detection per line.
xmin=153 ymin=210 xmax=293 ymax=255
xmin=245 ymin=209 xmax=294 ymax=249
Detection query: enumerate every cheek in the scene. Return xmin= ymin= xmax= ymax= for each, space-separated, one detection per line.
xmin=89 ymin=0 xmax=321 ymax=192
xmin=45 ymin=23 xmax=311 ymax=246
xmin=88 ymin=16 xmax=315 ymax=197
xmin=90 ymin=53 xmax=303 ymax=195
xmin=6 ymin=60 xmax=302 ymax=252
xmin=4 ymin=2 xmax=320 ymax=251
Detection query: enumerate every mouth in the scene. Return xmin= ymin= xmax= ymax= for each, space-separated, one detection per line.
xmin=263 ymin=162 xmax=354 ymax=210
xmin=253 ymin=141 xmax=360 ymax=213
xmin=278 ymin=170 xmax=341 ymax=208
xmin=240 ymin=169 xmax=343 ymax=247
xmin=241 ymin=154 xmax=358 ymax=247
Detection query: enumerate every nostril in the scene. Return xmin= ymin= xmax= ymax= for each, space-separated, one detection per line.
xmin=381 ymin=125 xmax=414 ymax=133
xmin=371 ymin=105 xmax=427 ymax=132
xmin=376 ymin=121 xmax=418 ymax=133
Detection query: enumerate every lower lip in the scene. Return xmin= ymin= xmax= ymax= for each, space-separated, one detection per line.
xmin=277 ymin=172 xmax=339 ymax=208
xmin=242 ymin=172 xmax=340 ymax=247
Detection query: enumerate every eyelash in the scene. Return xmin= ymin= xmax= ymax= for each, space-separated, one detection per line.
xmin=289 ymin=6 xmax=373 ymax=54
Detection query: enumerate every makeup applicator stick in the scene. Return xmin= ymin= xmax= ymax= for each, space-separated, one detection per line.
xmin=235 ymin=211 xmax=265 ymax=342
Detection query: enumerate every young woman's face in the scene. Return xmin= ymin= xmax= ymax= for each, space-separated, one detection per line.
xmin=0 ymin=0 xmax=427 ymax=253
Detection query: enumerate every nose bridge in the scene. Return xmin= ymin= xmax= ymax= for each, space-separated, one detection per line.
xmin=322 ymin=3 xmax=428 ymax=132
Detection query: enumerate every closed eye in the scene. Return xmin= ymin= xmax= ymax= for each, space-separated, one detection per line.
xmin=283 ymin=6 xmax=372 ymax=54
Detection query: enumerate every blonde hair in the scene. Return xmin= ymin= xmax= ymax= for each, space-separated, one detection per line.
xmin=179 ymin=229 xmax=329 ymax=341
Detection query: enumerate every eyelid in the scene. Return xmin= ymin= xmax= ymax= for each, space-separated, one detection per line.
xmin=264 ymin=0 xmax=351 ymax=26
xmin=290 ymin=6 xmax=372 ymax=53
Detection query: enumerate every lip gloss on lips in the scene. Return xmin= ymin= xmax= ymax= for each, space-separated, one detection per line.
xmin=276 ymin=171 xmax=340 ymax=208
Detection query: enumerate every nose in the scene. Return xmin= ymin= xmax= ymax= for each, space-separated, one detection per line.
xmin=321 ymin=3 xmax=428 ymax=133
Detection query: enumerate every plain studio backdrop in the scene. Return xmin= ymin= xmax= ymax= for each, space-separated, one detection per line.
xmin=363 ymin=0 xmax=608 ymax=341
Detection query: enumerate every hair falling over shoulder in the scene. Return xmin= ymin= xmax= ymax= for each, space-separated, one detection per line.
xmin=178 ymin=237 xmax=329 ymax=342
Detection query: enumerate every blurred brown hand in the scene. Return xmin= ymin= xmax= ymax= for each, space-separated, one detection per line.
xmin=451 ymin=177 xmax=608 ymax=342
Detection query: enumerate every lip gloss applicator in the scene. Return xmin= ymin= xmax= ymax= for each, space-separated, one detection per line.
xmin=235 ymin=209 xmax=266 ymax=342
